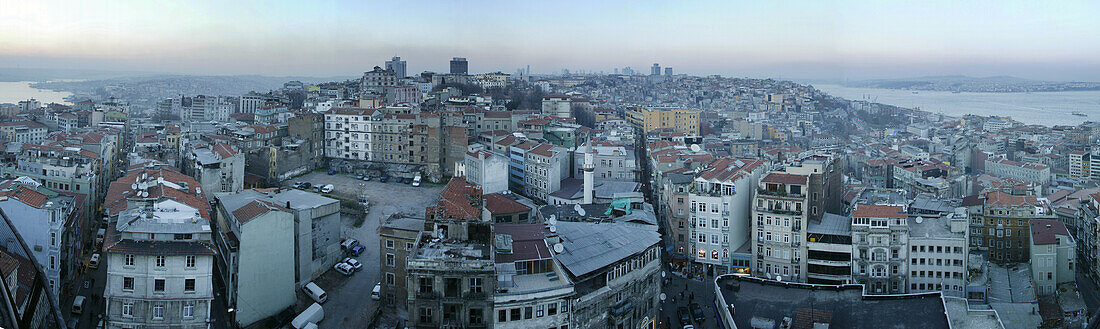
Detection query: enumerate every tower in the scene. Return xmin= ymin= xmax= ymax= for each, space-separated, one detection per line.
xmin=583 ymin=143 xmax=595 ymax=204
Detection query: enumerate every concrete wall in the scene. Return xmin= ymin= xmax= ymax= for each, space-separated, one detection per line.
xmin=235 ymin=211 xmax=296 ymax=326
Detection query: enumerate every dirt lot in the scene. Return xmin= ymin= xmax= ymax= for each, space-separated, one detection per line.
xmin=289 ymin=171 xmax=444 ymax=328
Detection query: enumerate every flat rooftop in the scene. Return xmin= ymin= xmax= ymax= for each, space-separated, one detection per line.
xmin=716 ymin=275 xmax=950 ymax=329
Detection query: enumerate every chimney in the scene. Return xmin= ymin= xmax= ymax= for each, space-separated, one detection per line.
xmin=583 ymin=142 xmax=595 ymax=204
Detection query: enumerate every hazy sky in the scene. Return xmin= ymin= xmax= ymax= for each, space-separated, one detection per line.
xmin=2 ymin=0 xmax=1099 ymax=80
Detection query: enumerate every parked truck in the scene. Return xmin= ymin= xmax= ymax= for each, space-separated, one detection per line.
xmin=291 ymin=303 xmax=324 ymax=329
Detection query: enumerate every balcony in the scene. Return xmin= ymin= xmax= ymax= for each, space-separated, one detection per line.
xmin=721 ymin=226 xmax=729 ymax=232
xmin=722 ymin=241 xmax=729 ymax=247
xmin=463 ymin=291 xmax=487 ymax=299
xmin=416 ymin=291 xmax=439 ymax=299
xmin=792 ymin=225 xmax=801 ymax=232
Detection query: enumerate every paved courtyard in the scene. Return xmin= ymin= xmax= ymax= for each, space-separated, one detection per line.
xmin=289 ymin=172 xmax=443 ymax=328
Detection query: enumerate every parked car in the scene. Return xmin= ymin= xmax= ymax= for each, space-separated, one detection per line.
xmin=677 ymin=307 xmax=691 ymax=325
xmin=347 ymin=245 xmax=365 ymax=257
xmin=342 ymin=257 xmax=363 ymax=271
xmin=89 ymin=253 xmax=100 ymax=269
xmin=327 ymin=170 xmax=337 ymax=175
xmin=412 ymin=174 xmax=422 ymax=187
xmin=291 ymin=303 xmax=324 ymax=329
xmin=302 ymin=282 xmax=327 ymax=304
xmin=379 ymin=174 xmax=390 ymax=183
xmin=340 ymin=239 xmax=359 ymax=250
xmin=301 ymin=182 xmax=312 ymax=189
xmin=371 ymin=283 xmax=381 ymax=300
xmin=293 ymin=181 xmax=303 ymax=188
xmin=320 ymin=184 xmax=334 ymax=193
xmin=356 ymin=174 xmax=364 ymax=179
xmin=404 ymin=177 xmax=413 ymax=184
xmin=362 ymin=175 xmax=371 ymax=181
xmin=690 ymin=303 xmax=705 ymax=323
xmin=333 ymin=262 xmax=354 ymax=276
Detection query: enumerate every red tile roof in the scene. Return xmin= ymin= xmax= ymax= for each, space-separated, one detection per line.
xmin=0 ymin=186 xmax=47 ymax=208
xmin=985 ymin=191 xmax=1037 ymax=207
xmin=1029 ymin=219 xmax=1070 ymax=245
xmin=231 ymin=200 xmax=291 ymax=223
xmin=761 ymin=173 xmax=809 ymax=185
xmin=432 ymin=177 xmax=482 ymax=221
xmin=483 ymin=193 xmax=531 ymax=214
xmin=212 ymin=142 xmax=237 ymax=159
xmin=852 ymin=204 xmax=907 ymax=219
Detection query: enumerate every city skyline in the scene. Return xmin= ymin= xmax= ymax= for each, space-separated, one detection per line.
xmin=2 ymin=0 xmax=1099 ymax=81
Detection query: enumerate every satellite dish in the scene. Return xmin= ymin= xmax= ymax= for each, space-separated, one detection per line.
xmin=776 ymin=275 xmax=783 ymax=282
xmin=574 ymin=204 xmax=586 ymax=216
xmin=553 ymin=243 xmax=564 ymax=254
xmin=915 ymin=216 xmax=924 ymax=224
xmin=131 ymin=183 xmax=138 ymax=190
xmin=659 ymin=293 xmax=667 ymax=302
xmin=690 ymin=144 xmax=701 ymax=152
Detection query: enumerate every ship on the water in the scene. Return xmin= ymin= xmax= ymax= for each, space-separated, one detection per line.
xmin=1073 ymin=111 xmax=1087 ymax=117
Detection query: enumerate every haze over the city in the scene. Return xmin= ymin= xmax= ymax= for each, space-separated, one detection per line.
xmin=3 ymin=0 xmax=1099 ymax=80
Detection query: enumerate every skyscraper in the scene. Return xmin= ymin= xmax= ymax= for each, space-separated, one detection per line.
xmin=651 ymin=63 xmax=661 ymax=75
xmin=665 ymin=67 xmax=673 ymax=76
xmin=450 ymin=57 xmax=468 ymax=75
xmin=385 ymin=56 xmax=407 ymax=78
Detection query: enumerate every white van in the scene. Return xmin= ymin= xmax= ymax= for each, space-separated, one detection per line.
xmin=291 ymin=303 xmax=324 ymax=329
xmin=95 ymin=229 xmax=106 ymax=246
xmin=302 ymin=282 xmax=327 ymax=304
xmin=71 ymin=295 xmax=86 ymax=314
xmin=89 ymin=253 xmax=100 ymax=269
xmin=320 ymin=184 xmax=334 ymax=193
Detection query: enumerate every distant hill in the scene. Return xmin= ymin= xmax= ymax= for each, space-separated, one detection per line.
xmin=835 ymin=75 xmax=1100 ymax=92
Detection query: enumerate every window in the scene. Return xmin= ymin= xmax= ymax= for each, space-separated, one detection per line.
xmin=386 ymin=239 xmax=395 ymax=249
xmin=185 ymin=279 xmax=196 ymax=292
xmin=419 ymin=307 xmax=433 ymax=323
xmin=125 ymin=254 xmax=135 ymax=266
xmin=548 ymin=302 xmax=558 ymax=315
xmin=123 ymin=277 xmax=134 ymax=291
xmin=154 ymin=279 xmax=166 ymax=293
xmin=525 ymin=306 xmax=533 ymax=319
xmin=469 ymin=277 xmax=483 ymax=292
xmin=155 ymin=256 xmax=166 ymax=268
xmin=386 ymin=253 xmax=396 ymax=267
xmin=510 ymin=308 xmax=521 ymax=321
xmin=499 ymin=310 xmax=508 ymax=322
xmin=537 ymin=305 xmax=544 ymax=317
xmin=186 ymin=256 xmax=196 ymax=268
xmin=152 ymin=304 xmax=165 ymax=320
xmin=406 ymin=242 xmax=414 ymax=251
xmin=386 ymin=272 xmax=396 ymax=285
xmin=174 ymin=234 xmax=192 ymax=240
xmin=122 ymin=302 xmax=134 ymax=317
xmin=469 ymin=308 xmax=484 ymax=325
xmin=183 ymin=301 xmax=195 ymax=318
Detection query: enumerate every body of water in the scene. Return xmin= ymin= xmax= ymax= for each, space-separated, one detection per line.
xmin=814 ymin=84 xmax=1100 ymax=127
xmin=0 ymin=81 xmax=73 ymax=105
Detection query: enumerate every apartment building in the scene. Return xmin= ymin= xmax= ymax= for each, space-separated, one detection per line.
xmin=850 ymin=204 xmax=909 ymax=295
xmin=379 ymin=215 xmax=424 ymax=309
xmin=573 ymin=141 xmax=638 ymax=182
xmin=465 ymin=148 xmax=509 ymax=195
xmin=211 ymin=193 xmax=296 ymax=327
xmin=492 ymin=224 xmax=574 ymax=329
xmin=806 ymin=213 xmax=852 ymax=285
xmin=662 ymin=173 xmax=694 ymax=263
xmin=102 ymin=168 xmax=215 ymax=329
xmin=323 ymin=107 xmax=382 ymax=160
xmin=189 ymin=142 xmax=244 ymax=200
xmin=985 ymin=157 xmax=1051 ymax=185
xmin=625 ymin=106 xmax=700 ymax=135
xmin=689 ymin=158 xmax=765 ymax=276
xmin=556 ymin=220 xmax=661 ymax=329
xmin=0 ymin=121 xmax=47 ymax=144
xmin=907 ymin=211 xmax=968 ymax=297
xmin=0 ymin=183 xmax=79 ymax=301
xmin=522 ymin=144 xmax=569 ymax=203
xmin=1029 ymin=219 xmax=1075 ymax=295
xmin=0 ymin=144 xmax=101 ymax=214
xmin=751 ymin=172 xmax=811 ymax=282
xmin=541 ymin=94 xmax=572 ymax=118
xmin=983 ymin=191 xmax=1054 ymax=263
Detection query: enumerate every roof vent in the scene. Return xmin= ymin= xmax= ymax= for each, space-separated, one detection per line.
xmin=1046 ymin=224 xmax=1052 ymax=228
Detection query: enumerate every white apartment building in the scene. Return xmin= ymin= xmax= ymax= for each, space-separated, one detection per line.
xmin=907 ymin=211 xmax=968 ymax=297
xmin=573 ymin=142 xmax=638 ymax=182
xmin=751 ymin=173 xmax=811 ymax=282
xmin=1030 ymin=219 xmax=1075 ymax=295
xmin=0 ymin=121 xmax=47 ymax=144
xmin=492 ymin=224 xmax=574 ymax=329
xmin=984 ymin=157 xmax=1051 ymax=185
xmin=239 ymin=93 xmax=265 ymax=114
xmin=465 ymin=148 xmax=509 ymax=195
xmin=541 ymin=94 xmax=571 ymax=118
xmin=850 ymin=204 xmax=909 ymax=295
xmin=0 ymin=184 xmax=77 ymax=301
xmin=191 ymin=142 xmax=244 ymax=201
xmin=523 ymin=144 xmax=569 ymax=202
xmin=688 ymin=158 xmax=764 ymax=276
xmin=323 ymin=107 xmax=382 ymax=160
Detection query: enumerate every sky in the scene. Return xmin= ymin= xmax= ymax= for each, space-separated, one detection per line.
xmin=1 ymin=0 xmax=1099 ymax=81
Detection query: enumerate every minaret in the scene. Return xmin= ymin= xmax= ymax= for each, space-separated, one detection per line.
xmin=583 ymin=142 xmax=595 ymax=204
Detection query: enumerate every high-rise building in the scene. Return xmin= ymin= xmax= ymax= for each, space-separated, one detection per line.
xmin=450 ymin=57 xmax=468 ymax=75
xmin=751 ymin=172 xmax=811 ymax=282
xmin=651 ymin=63 xmax=660 ymax=76
xmin=664 ymin=67 xmax=673 ymax=76
xmin=385 ymin=56 xmax=407 ymax=78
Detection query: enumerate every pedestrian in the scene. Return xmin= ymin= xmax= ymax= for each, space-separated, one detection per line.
xmin=689 ymin=292 xmax=694 ymax=301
